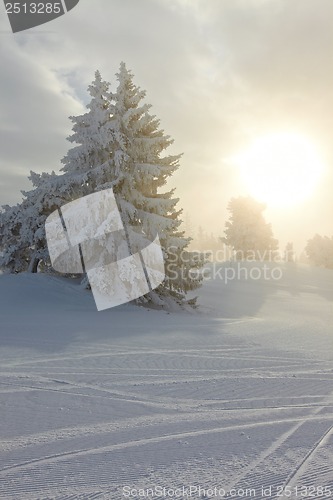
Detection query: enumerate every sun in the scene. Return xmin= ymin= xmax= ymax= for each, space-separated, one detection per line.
xmin=232 ymin=132 xmax=325 ymax=208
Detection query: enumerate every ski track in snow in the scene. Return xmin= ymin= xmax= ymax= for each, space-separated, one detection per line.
xmin=0 ymin=265 xmax=332 ymax=499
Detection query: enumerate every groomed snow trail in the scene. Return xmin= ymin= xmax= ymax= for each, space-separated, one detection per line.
xmin=0 ymin=264 xmax=332 ymax=499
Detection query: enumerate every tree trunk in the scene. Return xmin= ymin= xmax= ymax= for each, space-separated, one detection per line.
xmin=28 ymin=254 xmax=40 ymax=273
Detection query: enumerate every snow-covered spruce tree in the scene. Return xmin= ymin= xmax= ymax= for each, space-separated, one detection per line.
xmin=222 ymin=196 xmax=279 ymax=260
xmin=0 ymin=175 xmax=49 ymax=273
xmin=0 ymin=170 xmax=78 ymax=273
xmin=60 ymin=64 xmax=203 ymax=305
xmin=61 ymin=70 xmax=116 ymax=193
xmin=0 ymin=65 xmax=203 ymax=306
xmin=0 ymin=71 xmax=115 ymax=274
xmin=305 ymin=234 xmax=333 ymax=269
xmin=0 ymin=202 xmax=28 ymax=273
xmin=284 ymin=242 xmax=294 ymax=263
xmin=103 ymin=63 xmax=203 ymax=305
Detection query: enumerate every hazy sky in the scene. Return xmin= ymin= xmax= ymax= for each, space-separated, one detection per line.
xmin=1 ymin=0 xmax=333 ymax=253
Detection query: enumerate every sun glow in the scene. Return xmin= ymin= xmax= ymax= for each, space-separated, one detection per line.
xmin=233 ymin=132 xmax=325 ymax=208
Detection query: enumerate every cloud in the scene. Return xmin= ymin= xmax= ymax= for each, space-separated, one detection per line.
xmin=0 ymin=0 xmax=332 ymax=249
xmin=0 ymin=31 xmax=84 ymax=204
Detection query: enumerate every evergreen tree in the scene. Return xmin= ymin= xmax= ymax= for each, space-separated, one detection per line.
xmin=0 ymin=202 xmax=28 ymax=273
xmin=0 ymin=64 xmax=203 ymax=306
xmin=0 ymin=71 xmax=112 ymax=274
xmin=222 ymin=196 xmax=278 ymax=260
xmin=184 ymin=212 xmax=194 ymax=240
xmin=61 ymin=70 xmax=116 ymax=193
xmin=284 ymin=242 xmax=294 ymax=262
xmin=305 ymin=234 xmax=333 ymax=269
xmin=107 ymin=63 xmax=202 ymax=304
xmin=0 ymin=170 xmax=77 ymax=273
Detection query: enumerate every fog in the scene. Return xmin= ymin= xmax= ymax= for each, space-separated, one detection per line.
xmin=1 ymin=0 xmax=332 ymax=254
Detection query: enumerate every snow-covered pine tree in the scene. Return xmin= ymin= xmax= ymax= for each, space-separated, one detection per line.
xmin=60 ymin=70 xmax=116 ymax=193
xmin=0 ymin=202 xmax=28 ymax=273
xmin=0 ymin=170 xmax=76 ymax=273
xmin=107 ymin=62 xmax=203 ymax=305
xmin=284 ymin=242 xmax=294 ymax=263
xmin=222 ymin=196 xmax=279 ymax=260
xmin=305 ymin=234 xmax=333 ymax=269
xmin=0 ymin=71 xmax=114 ymax=274
xmin=0 ymin=64 xmax=203 ymax=306
xmin=60 ymin=63 xmax=203 ymax=305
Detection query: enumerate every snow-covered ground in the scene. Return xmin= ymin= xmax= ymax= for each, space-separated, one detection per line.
xmin=0 ymin=263 xmax=332 ymax=499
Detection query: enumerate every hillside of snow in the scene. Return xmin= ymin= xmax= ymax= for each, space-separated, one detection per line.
xmin=0 ymin=263 xmax=332 ymax=499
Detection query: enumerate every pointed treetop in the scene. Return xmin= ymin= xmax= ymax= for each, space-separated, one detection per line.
xmin=87 ymin=70 xmax=110 ymax=102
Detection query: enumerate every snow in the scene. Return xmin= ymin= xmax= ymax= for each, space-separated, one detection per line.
xmin=0 ymin=263 xmax=332 ymax=499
